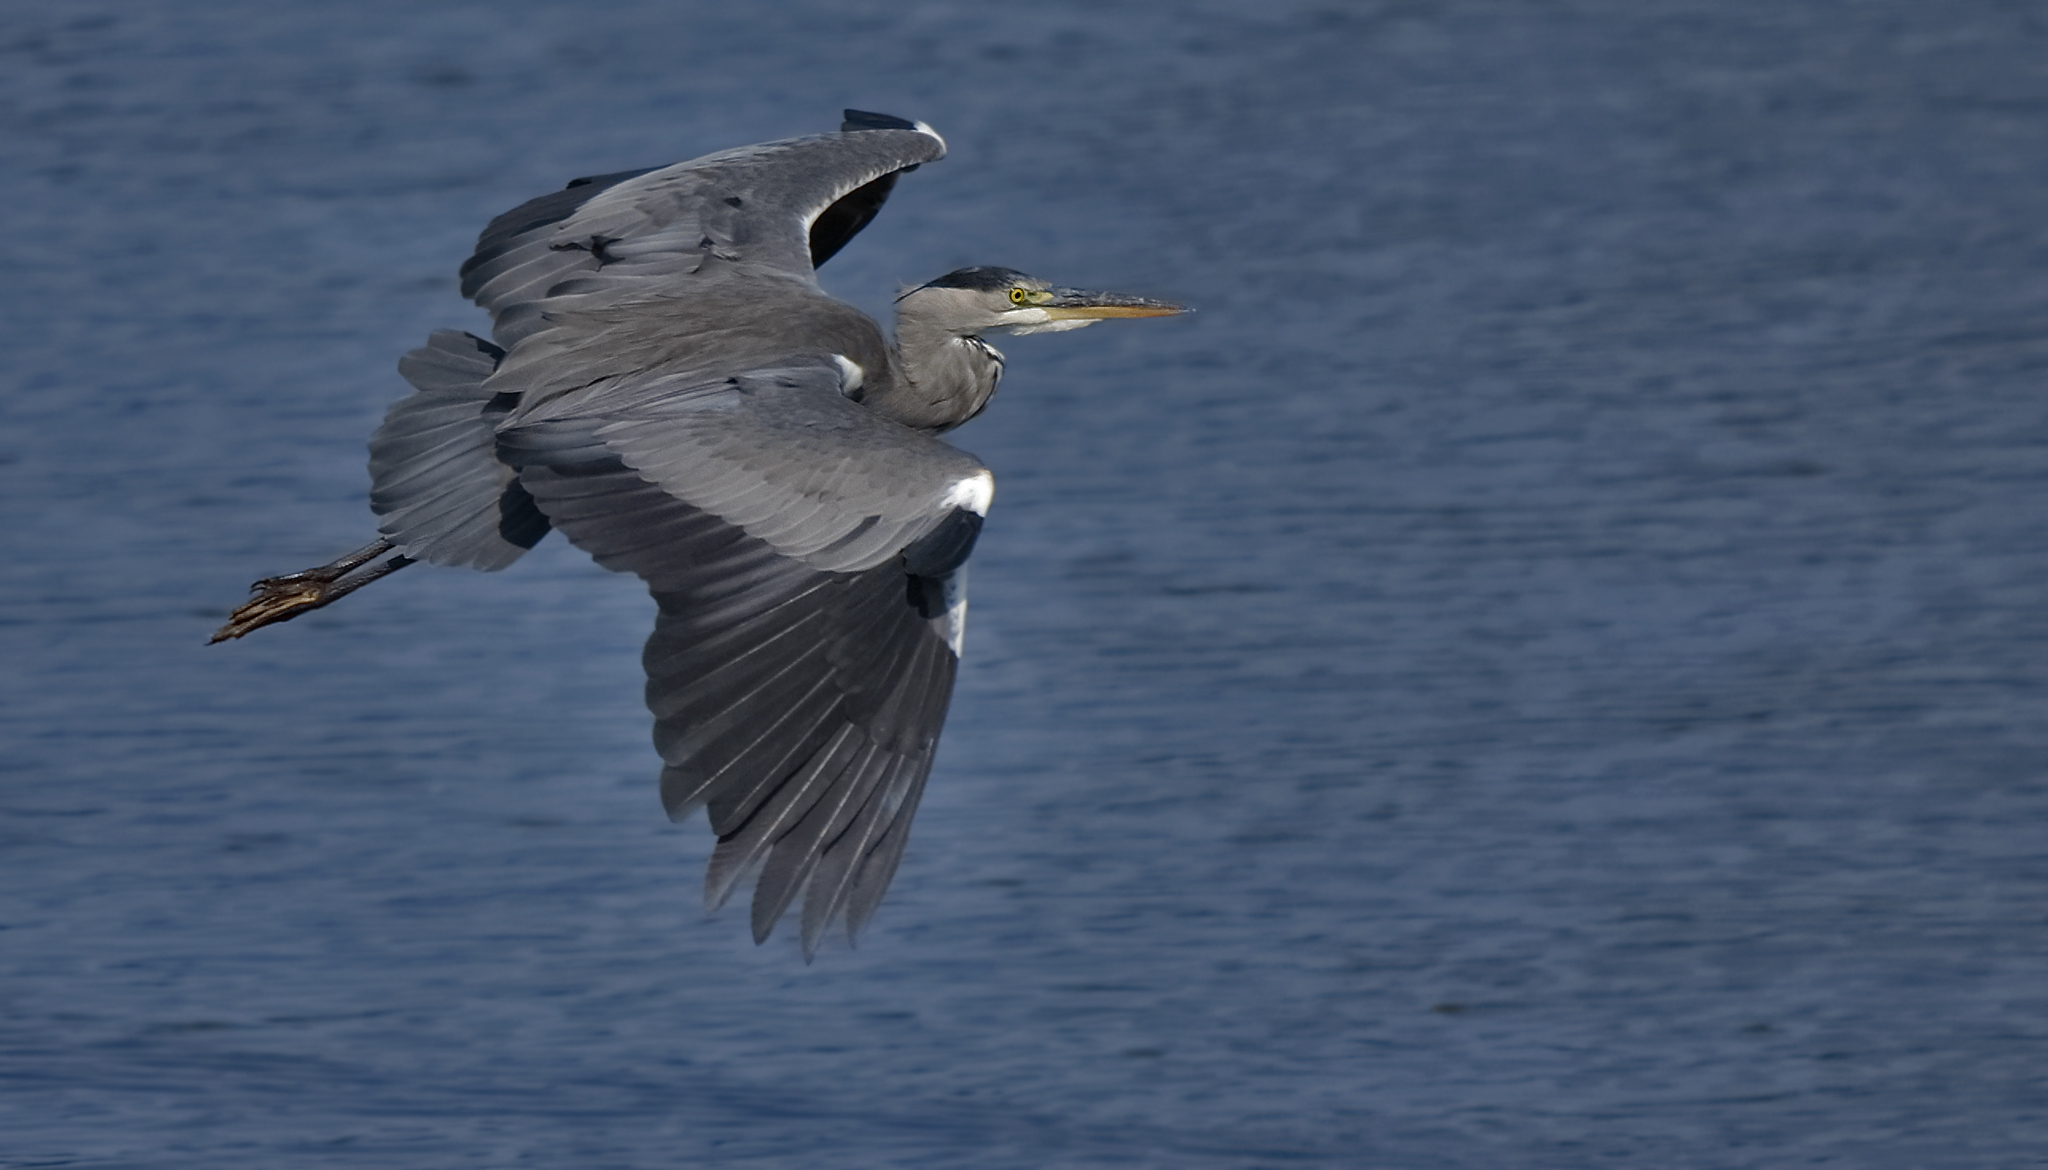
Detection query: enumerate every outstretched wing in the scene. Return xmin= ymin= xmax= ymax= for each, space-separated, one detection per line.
xmin=459 ymin=111 xmax=946 ymax=349
xmin=365 ymin=112 xmax=941 ymax=574
xmin=498 ymin=364 xmax=989 ymax=957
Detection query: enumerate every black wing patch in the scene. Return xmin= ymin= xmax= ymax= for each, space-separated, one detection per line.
xmin=840 ymin=109 xmax=923 ymax=133
xmin=808 ymin=170 xmax=900 ymax=269
xmin=805 ymin=110 xmax=928 ymax=268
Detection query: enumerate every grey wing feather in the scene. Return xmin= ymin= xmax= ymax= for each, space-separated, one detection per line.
xmin=459 ymin=124 xmax=945 ymax=348
xmin=517 ymin=364 xmax=989 ymax=573
xmin=368 ymin=330 xmax=549 ymax=569
xmin=496 ymin=365 xmax=981 ymax=956
xmin=462 ymin=168 xmax=660 ymax=282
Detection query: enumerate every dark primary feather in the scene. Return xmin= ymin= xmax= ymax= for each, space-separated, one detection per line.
xmin=806 ymin=171 xmax=900 ymax=269
xmin=808 ymin=111 xmax=929 ymax=268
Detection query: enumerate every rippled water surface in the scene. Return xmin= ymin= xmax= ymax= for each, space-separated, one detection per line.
xmin=5 ymin=2 xmax=2047 ymax=1166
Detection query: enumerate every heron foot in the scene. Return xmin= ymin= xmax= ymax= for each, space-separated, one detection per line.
xmin=211 ymin=577 xmax=335 ymax=642
xmin=209 ymin=538 xmax=413 ymax=643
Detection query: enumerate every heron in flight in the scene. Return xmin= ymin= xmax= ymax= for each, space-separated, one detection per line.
xmin=212 ymin=111 xmax=1186 ymax=956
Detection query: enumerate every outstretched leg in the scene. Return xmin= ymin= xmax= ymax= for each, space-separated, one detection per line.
xmin=211 ymin=538 xmax=415 ymax=643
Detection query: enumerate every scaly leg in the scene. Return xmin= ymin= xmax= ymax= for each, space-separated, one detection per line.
xmin=211 ymin=538 xmax=415 ymax=643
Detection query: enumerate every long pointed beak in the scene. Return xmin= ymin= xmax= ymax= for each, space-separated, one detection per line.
xmin=1038 ymin=288 xmax=1189 ymax=321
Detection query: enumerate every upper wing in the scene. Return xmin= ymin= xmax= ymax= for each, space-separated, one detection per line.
xmin=497 ymin=364 xmax=989 ymax=957
xmin=515 ymin=362 xmax=991 ymax=572
xmin=458 ymin=112 xmax=945 ymax=349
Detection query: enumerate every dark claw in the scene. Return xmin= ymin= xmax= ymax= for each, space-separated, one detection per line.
xmin=210 ymin=579 xmax=335 ymax=643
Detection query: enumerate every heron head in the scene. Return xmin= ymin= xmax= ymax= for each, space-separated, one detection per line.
xmin=897 ymin=266 xmax=1186 ymax=337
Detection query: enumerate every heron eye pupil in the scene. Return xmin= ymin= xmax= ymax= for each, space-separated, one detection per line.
xmin=1010 ymin=288 xmax=1027 ymax=305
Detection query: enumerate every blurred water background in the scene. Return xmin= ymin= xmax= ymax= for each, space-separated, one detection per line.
xmin=3 ymin=1 xmax=2046 ymax=1166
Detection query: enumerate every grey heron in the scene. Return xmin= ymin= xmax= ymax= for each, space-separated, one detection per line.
xmin=213 ymin=111 xmax=1186 ymax=957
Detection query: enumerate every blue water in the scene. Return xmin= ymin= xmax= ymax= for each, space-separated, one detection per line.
xmin=5 ymin=1 xmax=2047 ymax=1165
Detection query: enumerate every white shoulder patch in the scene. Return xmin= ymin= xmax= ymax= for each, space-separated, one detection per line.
xmin=832 ymin=354 xmax=865 ymax=395
xmin=912 ymin=121 xmax=948 ymax=152
xmin=941 ymin=469 xmax=994 ymax=516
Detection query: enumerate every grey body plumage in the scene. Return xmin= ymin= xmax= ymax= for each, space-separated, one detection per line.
xmin=215 ymin=112 xmax=1185 ymax=958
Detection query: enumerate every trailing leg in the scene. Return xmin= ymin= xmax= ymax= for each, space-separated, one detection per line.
xmin=210 ymin=538 xmax=415 ymax=642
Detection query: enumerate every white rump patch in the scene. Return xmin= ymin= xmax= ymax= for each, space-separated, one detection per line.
xmin=941 ymin=470 xmax=994 ymax=516
xmin=832 ymin=354 xmax=865 ymax=395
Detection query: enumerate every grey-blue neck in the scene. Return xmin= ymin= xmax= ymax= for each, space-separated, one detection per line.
xmin=853 ymin=287 xmax=1006 ymax=433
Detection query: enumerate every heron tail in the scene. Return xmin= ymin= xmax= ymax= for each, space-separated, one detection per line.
xmin=369 ymin=330 xmax=550 ymax=569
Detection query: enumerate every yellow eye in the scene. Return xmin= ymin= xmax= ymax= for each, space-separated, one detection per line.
xmin=1009 ymin=287 xmax=1029 ymax=305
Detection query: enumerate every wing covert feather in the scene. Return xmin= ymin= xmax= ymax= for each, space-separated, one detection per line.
xmin=505 ymin=365 xmax=989 ymax=573
xmin=460 ymin=126 xmax=944 ymax=347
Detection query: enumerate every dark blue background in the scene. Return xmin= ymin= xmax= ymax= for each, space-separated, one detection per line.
xmin=4 ymin=2 xmax=2045 ymax=1165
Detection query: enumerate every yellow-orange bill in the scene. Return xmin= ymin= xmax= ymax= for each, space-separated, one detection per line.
xmin=1041 ymin=303 xmax=1188 ymax=320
